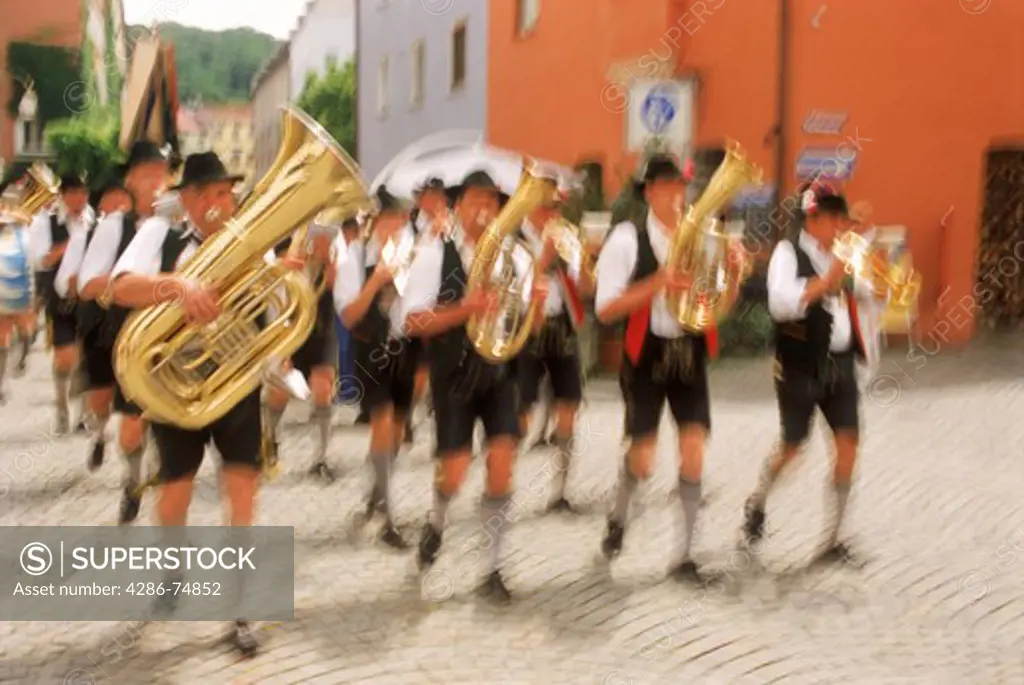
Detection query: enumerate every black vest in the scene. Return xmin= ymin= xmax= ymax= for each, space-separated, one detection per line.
xmin=37 ymin=214 xmax=71 ymax=305
xmin=625 ymin=214 xmax=706 ymax=366
xmin=351 ymin=255 xmax=391 ymax=345
xmin=81 ymin=213 xmax=138 ymax=345
xmin=427 ymin=239 xmax=478 ymax=380
xmin=772 ymin=238 xmax=862 ymax=380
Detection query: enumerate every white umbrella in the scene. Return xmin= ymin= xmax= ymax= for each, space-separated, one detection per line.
xmin=374 ymin=129 xmax=581 ymax=199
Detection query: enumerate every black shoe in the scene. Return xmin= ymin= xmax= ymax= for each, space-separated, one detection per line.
xmin=354 ymin=411 xmax=370 ymax=425
xmin=477 ymin=570 xmax=512 ymax=604
xmin=601 ymin=519 xmax=625 ymax=560
xmin=308 ymin=461 xmax=336 ymax=483
xmin=671 ymin=560 xmax=713 ymax=585
xmin=74 ymin=418 xmax=88 ymax=434
xmin=379 ymin=523 xmax=409 ymax=550
xmin=230 ymin=621 xmax=258 ymax=658
xmin=546 ymin=497 xmax=575 ymax=514
xmin=87 ymin=440 xmax=105 ymax=472
xmin=743 ymin=497 xmax=766 ymax=545
xmin=119 ymin=487 xmax=141 ymax=524
xmin=417 ymin=523 xmax=442 ymax=569
xmin=817 ymin=541 xmax=861 ymax=567
xmin=404 ymin=420 xmax=414 ymax=445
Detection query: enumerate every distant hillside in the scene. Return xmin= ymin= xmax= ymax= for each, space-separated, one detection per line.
xmin=134 ymin=22 xmax=280 ymax=104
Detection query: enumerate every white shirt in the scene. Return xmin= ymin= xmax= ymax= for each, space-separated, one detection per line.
xmin=521 ymin=219 xmax=580 ymax=318
xmin=766 ymin=230 xmax=881 ymax=352
xmin=401 ymin=225 xmax=533 ymax=333
xmin=78 ymin=211 xmax=134 ymax=289
xmin=595 ymin=210 xmax=683 ymax=339
xmin=54 ymin=225 xmax=93 ymax=298
xmin=333 ymin=226 xmax=413 ymax=336
xmin=28 ymin=207 xmax=92 ymax=272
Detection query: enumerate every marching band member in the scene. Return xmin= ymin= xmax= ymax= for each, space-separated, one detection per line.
xmin=403 ymin=177 xmax=448 ymax=441
xmin=517 ymin=194 xmax=593 ymax=512
xmin=403 ymin=170 xmax=548 ymax=602
xmin=28 ymin=174 xmax=91 ymax=432
xmin=743 ymin=186 xmax=883 ymax=562
xmin=336 ymin=187 xmax=415 ymax=549
xmin=109 ymin=151 xmax=259 ymax=656
xmin=77 ymin=141 xmax=170 ymax=521
xmin=848 ymin=200 xmax=885 ymax=385
xmin=61 ymin=179 xmax=132 ymax=470
xmin=0 ymin=206 xmax=33 ymax=401
xmin=594 ymin=155 xmax=718 ymax=583
xmin=263 ymin=219 xmax=341 ymax=482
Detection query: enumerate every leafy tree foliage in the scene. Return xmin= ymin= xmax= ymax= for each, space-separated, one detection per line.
xmin=296 ymin=59 xmax=357 ymax=157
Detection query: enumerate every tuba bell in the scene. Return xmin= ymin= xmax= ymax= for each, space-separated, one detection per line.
xmin=465 ymin=162 xmax=560 ymax=362
xmin=15 ymin=163 xmax=60 ymax=218
xmin=832 ymin=230 xmax=922 ymax=308
xmin=666 ymin=142 xmax=763 ymax=332
xmin=115 ymin=106 xmax=373 ymax=429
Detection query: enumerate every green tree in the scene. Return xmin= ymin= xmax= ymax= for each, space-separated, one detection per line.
xmin=296 ymin=60 xmax=357 ymax=157
xmin=44 ymin=107 xmax=123 ymax=189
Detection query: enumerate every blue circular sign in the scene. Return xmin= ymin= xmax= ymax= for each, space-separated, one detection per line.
xmin=641 ymin=85 xmax=677 ymax=134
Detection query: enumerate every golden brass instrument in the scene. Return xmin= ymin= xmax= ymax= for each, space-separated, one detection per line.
xmin=666 ymin=142 xmax=763 ymax=332
xmin=16 ymin=163 xmax=60 ymax=217
xmin=465 ymin=162 xmax=560 ymax=362
xmin=543 ymin=216 xmax=595 ymax=278
xmin=832 ymin=231 xmax=922 ymax=307
xmin=115 ymin=106 xmax=372 ymax=429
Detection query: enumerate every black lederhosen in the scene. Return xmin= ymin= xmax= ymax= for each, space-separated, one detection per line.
xmin=429 ymin=240 xmax=519 ymax=455
xmin=773 ymin=238 xmax=862 ymax=445
xmin=351 ymin=260 xmax=417 ymax=413
xmin=292 ymin=288 xmax=339 ymax=377
xmin=148 ymin=227 xmax=264 ymax=481
xmin=619 ymin=219 xmax=711 ymax=438
xmin=77 ymin=214 xmax=137 ymax=403
xmin=517 ymin=310 xmax=583 ymax=409
xmin=41 ymin=215 xmax=78 ymax=347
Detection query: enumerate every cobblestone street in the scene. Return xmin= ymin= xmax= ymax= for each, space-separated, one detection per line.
xmin=1 ymin=337 xmax=1023 ymax=684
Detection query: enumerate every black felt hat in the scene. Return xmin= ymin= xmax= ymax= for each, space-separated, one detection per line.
xmin=121 ymin=140 xmax=170 ymax=173
xmin=415 ymin=177 xmax=446 ymax=195
xmin=799 ymin=182 xmax=849 ymax=218
xmin=632 ymin=154 xmax=688 ymax=195
xmin=59 ymin=174 xmax=87 ymax=192
xmin=169 ymin=152 xmax=244 ymax=191
xmin=375 ymin=186 xmax=411 ymax=214
xmin=446 ymin=170 xmax=509 ymax=205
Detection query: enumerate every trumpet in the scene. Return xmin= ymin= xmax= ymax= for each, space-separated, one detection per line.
xmin=542 ymin=216 xmax=594 ymax=277
xmin=832 ymin=230 xmax=922 ymax=306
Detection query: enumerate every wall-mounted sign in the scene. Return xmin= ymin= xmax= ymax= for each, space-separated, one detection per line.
xmin=803 ymin=110 xmax=848 ymax=135
xmin=796 ymin=147 xmax=857 ymax=181
xmin=627 ymin=79 xmax=694 ymax=153
xmin=733 ymin=184 xmax=776 ymax=208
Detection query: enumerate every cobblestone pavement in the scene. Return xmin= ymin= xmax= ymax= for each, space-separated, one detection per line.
xmin=1 ymin=336 xmax=1023 ymax=684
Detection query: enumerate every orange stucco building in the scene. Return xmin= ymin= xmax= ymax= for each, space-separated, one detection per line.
xmin=488 ymin=0 xmax=1024 ymax=343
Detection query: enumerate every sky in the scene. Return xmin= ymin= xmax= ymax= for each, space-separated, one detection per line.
xmin=122 ymin=0 xmax=309 ymax=40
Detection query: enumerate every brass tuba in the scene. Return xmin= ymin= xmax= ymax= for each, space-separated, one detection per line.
xmin=465 ymin=162 xmax=560 ymax=362
xmin=16 ymin=163 xmax=60 ymax=217
xmin=115 ymin=106 xmax=372 ymax=429
xmin=666 ymin=142 xmax=763 ymax=331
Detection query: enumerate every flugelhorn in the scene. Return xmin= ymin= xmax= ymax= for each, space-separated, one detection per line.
xmin=832 ymin=231 xmax=922 ymax=307
xmin=667 ymin=142 xmax=762 ymax=332
xmin=115 ymin=106 xmax=372 ymax=428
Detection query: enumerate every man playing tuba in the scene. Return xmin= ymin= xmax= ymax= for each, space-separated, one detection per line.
xmin=594 ymin=155 xmax=721 ymax=584
xmin=108 ymin=151 xmax=261 ymax=656
xmin=402 ymin=170 xmax=549 ymax=602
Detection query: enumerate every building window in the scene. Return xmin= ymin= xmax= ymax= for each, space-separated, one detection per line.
xmin=378 ymin=55 xmax=390 ymax=116
xmin=411 ymin=40 xmax=425 ymax=107
xmin=516 ymin=0 xmax=540 ymax=35
xmin=451 ymin=22 xmax=467 ymax=92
